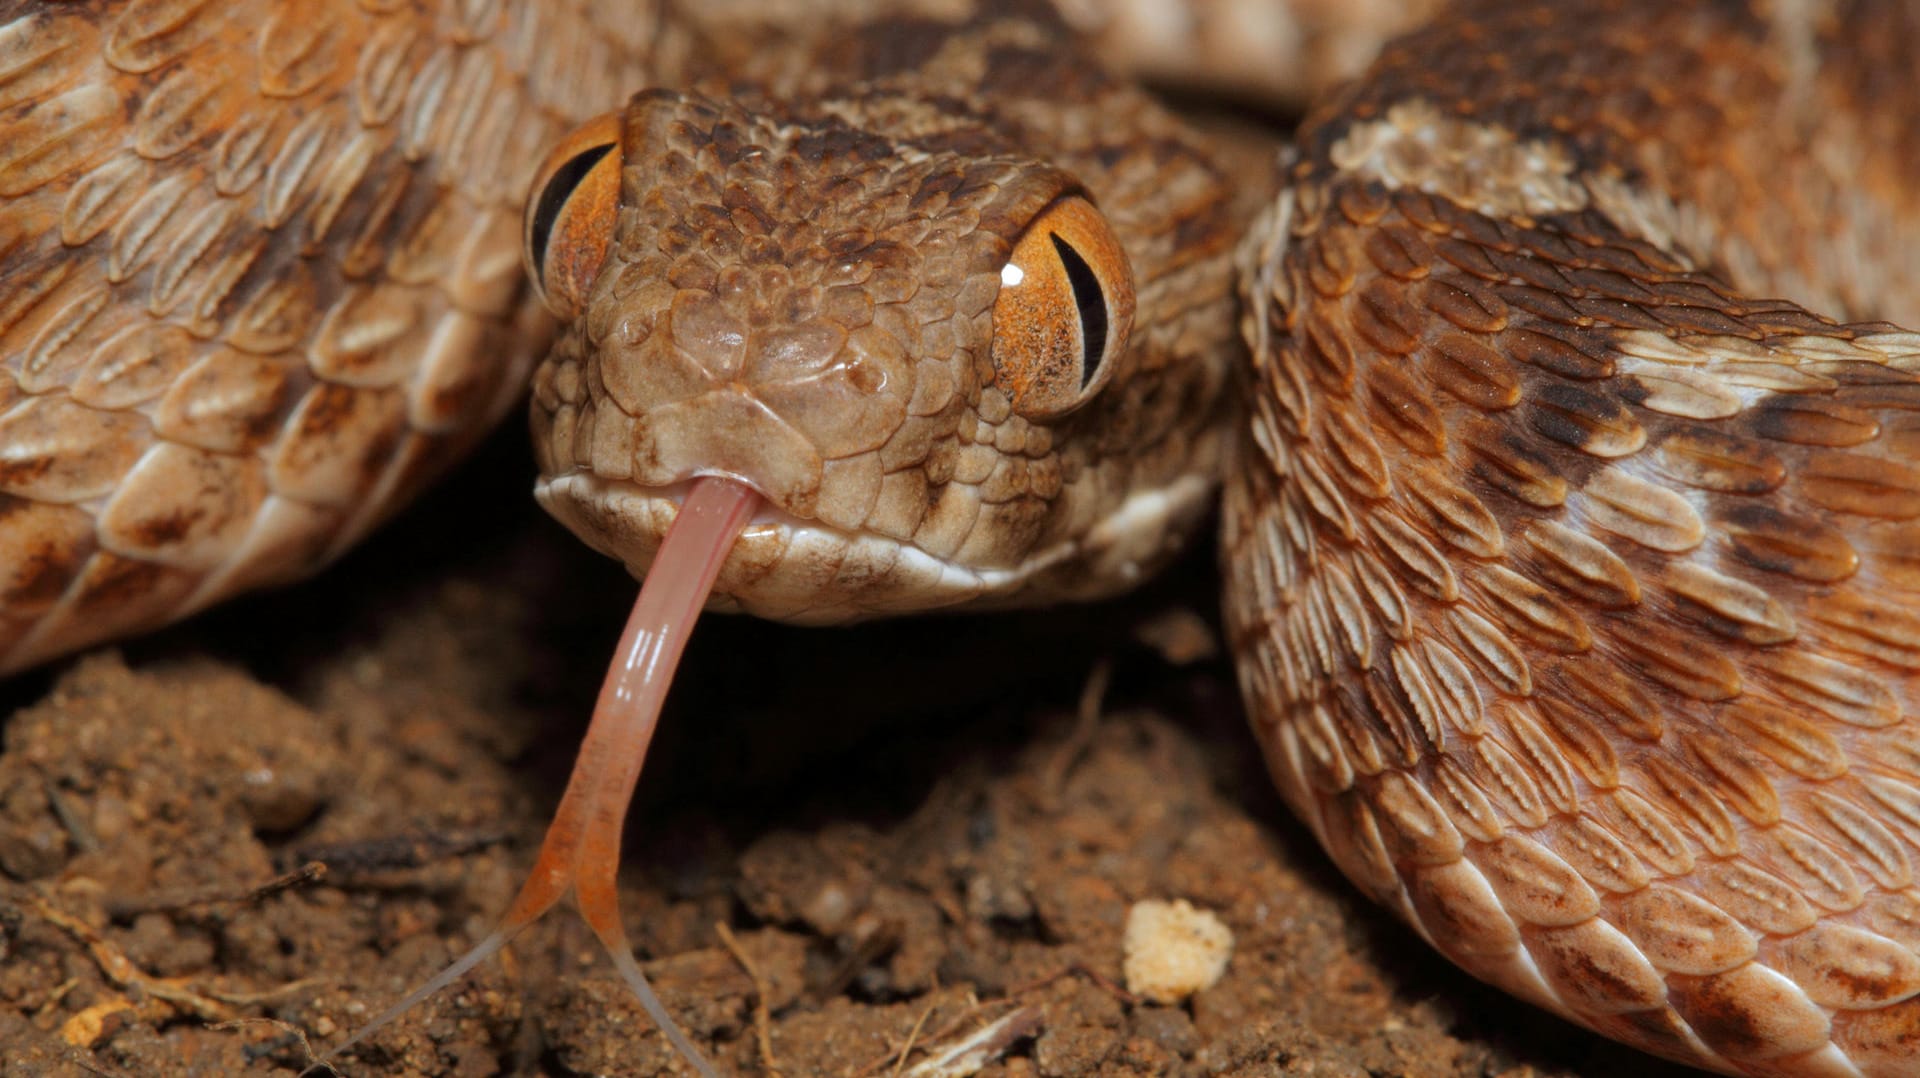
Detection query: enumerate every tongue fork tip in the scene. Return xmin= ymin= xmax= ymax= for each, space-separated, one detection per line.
xmin=318 ymin=477 xmax=757 ymax=1077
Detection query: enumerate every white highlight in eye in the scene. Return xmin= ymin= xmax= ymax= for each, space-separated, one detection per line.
xmin=1001 ymin=263 xmax=1025 ymax=288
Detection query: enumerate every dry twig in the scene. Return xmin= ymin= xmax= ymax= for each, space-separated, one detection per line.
xmin=106 ymin=861 xmax=327 ymax=919
xmin=1042 ymin=659 xmax=1112 ymax=800
xmin=24 ymin=891 xmax=234 ymax=1025
xmin=888 ymin=1001 xmax=939 ymax=1078
xmin=716 ymin=922 xmax=783 ymax=1077
xmin=1008 ymin=961 xmax=1139 ymax=1005
xmin=209 ymin=1017 xmax=330 ymax=1074
xmin=22 ymin=890 xmax=327 ymax=1050
xmin=901 ymin=1005 xmax=1044 ymax=1078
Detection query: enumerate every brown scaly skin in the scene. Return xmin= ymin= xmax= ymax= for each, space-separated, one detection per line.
xmin=1226 ymin=1 xmax=1920 ymax=1073
xmin=9 ymin=0 xmax=1920 ymax=1074
xmin=0 ymin=0 xmax=677 ymax=674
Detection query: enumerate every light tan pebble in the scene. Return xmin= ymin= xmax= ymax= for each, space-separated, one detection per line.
xmin=1122 ymin=898 xmax=1234 ymax=1004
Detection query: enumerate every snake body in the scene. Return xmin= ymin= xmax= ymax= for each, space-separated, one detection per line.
xmin=1228 ymin=4 xmax=1920 ymax=1073
xmin=0 ymin=0 xmax=665 ymax=673
xmin=6 ymin=0 xmax=1920 ymax=1074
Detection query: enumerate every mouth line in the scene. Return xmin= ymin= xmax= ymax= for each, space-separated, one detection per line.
xmin=544 ymin=471 xmax=1043 ymax=595
xmin=539 ymin=467 xmax=1217 ymax=611
xmin=602 ymin=474 xmax=910 ymax=546
xmin=600 ymin=475 xmax=826 ymax=531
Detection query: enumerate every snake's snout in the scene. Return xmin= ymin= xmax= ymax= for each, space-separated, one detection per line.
xmin=529 ymin=245 xmax=955 ymax=623
xmin=581 ymin=280 xmax=914 ymax=514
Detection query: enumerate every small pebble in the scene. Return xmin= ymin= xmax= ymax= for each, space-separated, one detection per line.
xmin=1122 ymin=898 xmax=1233 ymax=1004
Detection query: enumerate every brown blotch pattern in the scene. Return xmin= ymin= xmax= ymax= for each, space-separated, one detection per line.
xmin=1226 ymin=1 xmax=1920 ymax=1073
xmin=0 ymin=0 xmax=675 ymax=671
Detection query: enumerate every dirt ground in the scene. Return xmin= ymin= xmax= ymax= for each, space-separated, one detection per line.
xmin=0 ymin=429 xmax=1695 ymax=1078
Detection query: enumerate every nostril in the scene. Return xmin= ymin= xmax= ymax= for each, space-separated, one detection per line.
xmin=848 ymin=359 xmax=886 ymax=394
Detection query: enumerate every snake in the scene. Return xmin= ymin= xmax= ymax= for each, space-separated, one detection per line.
xmin=5 ymin=0 xmax=1920 ymax=1075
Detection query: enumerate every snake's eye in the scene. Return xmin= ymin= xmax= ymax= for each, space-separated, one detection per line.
xmin=990 ymin=195 xmax=1135 ymax=419
xmin=523 ymin=113 xmax=623 ymax=321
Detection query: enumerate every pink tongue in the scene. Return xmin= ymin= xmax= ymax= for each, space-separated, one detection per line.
xmin=325 ymin=477 xmax=758 ymax=1077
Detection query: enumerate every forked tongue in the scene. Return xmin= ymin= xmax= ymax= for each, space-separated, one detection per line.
xmin=320 ymin=477 xmax=757 ymax=1077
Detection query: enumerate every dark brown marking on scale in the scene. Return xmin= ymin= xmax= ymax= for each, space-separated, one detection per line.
xmin=1224 ymin=1 xmax=1920 ymax=1072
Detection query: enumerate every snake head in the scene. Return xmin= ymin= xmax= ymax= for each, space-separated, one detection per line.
xmin=525 ymin=87 xmax=1229 ymax=623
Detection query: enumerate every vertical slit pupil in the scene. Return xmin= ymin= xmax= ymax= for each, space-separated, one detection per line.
xmin=529 ymin=143 xmax=616 ymax=288
xmin=1050 ymin=233 xmax=1108 ymax=389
